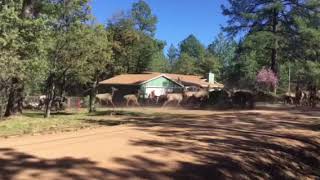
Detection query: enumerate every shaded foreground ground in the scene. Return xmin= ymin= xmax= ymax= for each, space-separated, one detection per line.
xmin=0 ymin=107 xmax=319 ymax=180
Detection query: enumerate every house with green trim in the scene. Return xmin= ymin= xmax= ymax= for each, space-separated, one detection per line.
xmin=99 ymin=72 xmax=224 ymax=102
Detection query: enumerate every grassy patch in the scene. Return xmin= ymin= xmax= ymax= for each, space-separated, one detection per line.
xmin=0 ymin=111 xmax=89 ymax=137
xmin=0 ymin=109 xmax=146 ymax=138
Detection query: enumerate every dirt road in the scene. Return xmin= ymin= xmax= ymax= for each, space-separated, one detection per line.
xmin=0 ymin=108 xmax=319 ymax=180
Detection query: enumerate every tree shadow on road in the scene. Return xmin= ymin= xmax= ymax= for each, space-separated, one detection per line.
xmin=80 ymin=108 xmax=320 ymax=179
xmin=0 ymin=148 xmax=114 ymax=180
xmin=121 ymin=110 xmax=320 ymax=179
xmin=1 ymin=109 xmax=320 ymax=179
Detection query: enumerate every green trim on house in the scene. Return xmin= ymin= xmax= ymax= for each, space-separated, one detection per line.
xmin=142 ymin=76 xmax=182 ymax=88
xmin=139 ymin=76 xmax=183 ymax=97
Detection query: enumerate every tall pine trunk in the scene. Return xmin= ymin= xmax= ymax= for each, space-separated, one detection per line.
xmin=4 ymin=78 xmax=24 ymax=117
xmin=89 ymin=79 xmax=98 ymax=113
xmin=271 ymin=8 xmax=278 ymax=75
xmin=271 ymin=8 xmax=279 ymax=93
xmin=4 ymin=0 xmax=36 ymax=117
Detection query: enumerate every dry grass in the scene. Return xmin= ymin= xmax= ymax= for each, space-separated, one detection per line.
xmin=0 ymin=109 xmax=144 ymax=137
xmin=0 ymin=111 xmax=88 ymax=137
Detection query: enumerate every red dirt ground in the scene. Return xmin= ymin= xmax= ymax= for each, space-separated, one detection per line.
xmin=0 ymin=107 xmax=319 ymax=180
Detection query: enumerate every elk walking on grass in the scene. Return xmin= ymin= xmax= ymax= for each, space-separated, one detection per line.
xmin=123 ymin=94 xmax=140 ymax=107
xmin=96 ymin=87 xmax=118 ymax=107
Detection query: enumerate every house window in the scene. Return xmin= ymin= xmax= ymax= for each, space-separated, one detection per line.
xmin=162 ymin=81 xmax=169 ymax=87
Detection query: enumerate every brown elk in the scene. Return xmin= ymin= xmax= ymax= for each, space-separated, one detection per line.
xmin=96 ymin=87 xmax=118 ymax=107
xmin=193 ymin=88 xmax=210 ymax=100
xmin=186 ymin=87 xmax=210 ymax=107
xmin=283 ymin=92 xmax=295 ymax=105
xmin=123 ymin=91 xmax=140 ymax=107
xmin=183 ymin=91 xmax=196 ymax=103
xmin=162 ymin=92 xmax=184 ymax=107
xmin=147 ymin=90 xmax=159 ymax=105
xmin=231 ymin=90 xmax=255 ymax=109
xmin=37 ymin=95 xmax=67 ymax=110
xmin=301 ymin=91 xmax=310 ymax=106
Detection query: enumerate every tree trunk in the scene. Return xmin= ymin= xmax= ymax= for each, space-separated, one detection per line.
xmin=5 ymin=86 xmax=16 ymax=117
xmin=22 ymin=0 xmax=37 ymax=18
xmin=45 ymin=85 xmax=55 ymax=118
xmin=271 ymin=8 xmax=279 ymax=94
xmin=271 ymin=9 xmax=278 ymax=77
xmin=45 ymin=98 xmax=52 ymax=118
xmin=271 ymin=49 xmax=277 ymax=75
xmin=89 ymin=80 xmax=98 ymax=113
xmin=4 ymin=0 xmax=37 ymax=118
xmin=59 ymin=76 xmax=66 ymax=98
xmin=4 ymin=78 xmax=24 ymax=117
xmin=44 ymin=75 xmax=55 ymax=118
xmin=271 ymin=9 xmax=278 ymax=76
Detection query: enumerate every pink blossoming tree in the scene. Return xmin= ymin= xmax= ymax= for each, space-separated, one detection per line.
xmin=256 ymin=67 xmax=278 ymax=90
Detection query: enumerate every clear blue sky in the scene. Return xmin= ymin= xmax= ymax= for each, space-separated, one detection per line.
xmin=91 ymin=0 xmax=228 ymax=53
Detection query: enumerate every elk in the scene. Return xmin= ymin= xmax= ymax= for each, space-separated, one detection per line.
xmin=147 ymin=90 xmax=159 ymax=105
xmin=231 ymin=89 xmax=255 ymax=109
xmin=38 ymin=95 xmax=47 ymax=110
xmin=96 ymin=87 xmax=118 ymax=107
xmin=283 ymin=92 xmax=295 ymax=105
xmin=162 ymin=93 xmax=184 ymax=107
xmin=308 ymin=85 xmax=317 ymax=108
xmin=187 ymin=88 xmax=210 ymax=107
xmin=183 ymin=91 xmax=196 ymax=103
xmin=37 ymin=95 xmax=66 ymax=111
xmin=123 ymin=93 xmax=140 ymax=107
xmin=123 ymin=90 xmax=141 ymax=106
xmin=193 ymin=89 xmax=210 ymax=101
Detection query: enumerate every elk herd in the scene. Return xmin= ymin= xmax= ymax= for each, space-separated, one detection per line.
xmin=282 ymin=85 xmax=319 ymax=108
xmin=91 ymin=86 xmax=212 ymax=108
xmin=95 ymin=85 xmax=320 ymax=109
xmin=95 ymin=86 xmax=253 ymax=108
xmin=23 ymin=84 xmax=320 ymax=111
xmin=24 ymin=95 xmax=68 ymax=111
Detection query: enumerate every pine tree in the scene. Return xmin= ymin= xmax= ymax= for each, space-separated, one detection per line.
xmin=167 ymin=44 xmax=179 ymax=70
xmin=107 ymin=2 xmax=163 ymax=74
xmin=179 ymin=34 xmax=206 ymax=59
xmin=131 ymin=0 xmax=157 ymax=36
xmin=173 ymin=53 xmax=197 ymax=75
xmin=222 ymin=0 xmax=320 ymax=76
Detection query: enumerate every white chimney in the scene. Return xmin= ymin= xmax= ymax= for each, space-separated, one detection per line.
xmin=208 ymin=72 xmax=215 ymax=84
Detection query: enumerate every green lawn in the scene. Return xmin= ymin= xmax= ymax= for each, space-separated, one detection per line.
xmin=0 ymin=110 xmax=136 ymax=138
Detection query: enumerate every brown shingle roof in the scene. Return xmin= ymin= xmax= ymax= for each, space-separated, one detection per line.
xmin=99 ymin=72 xmax=161 ymax=85
xmin=99 ymin=72 xmax=224 ymax=88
